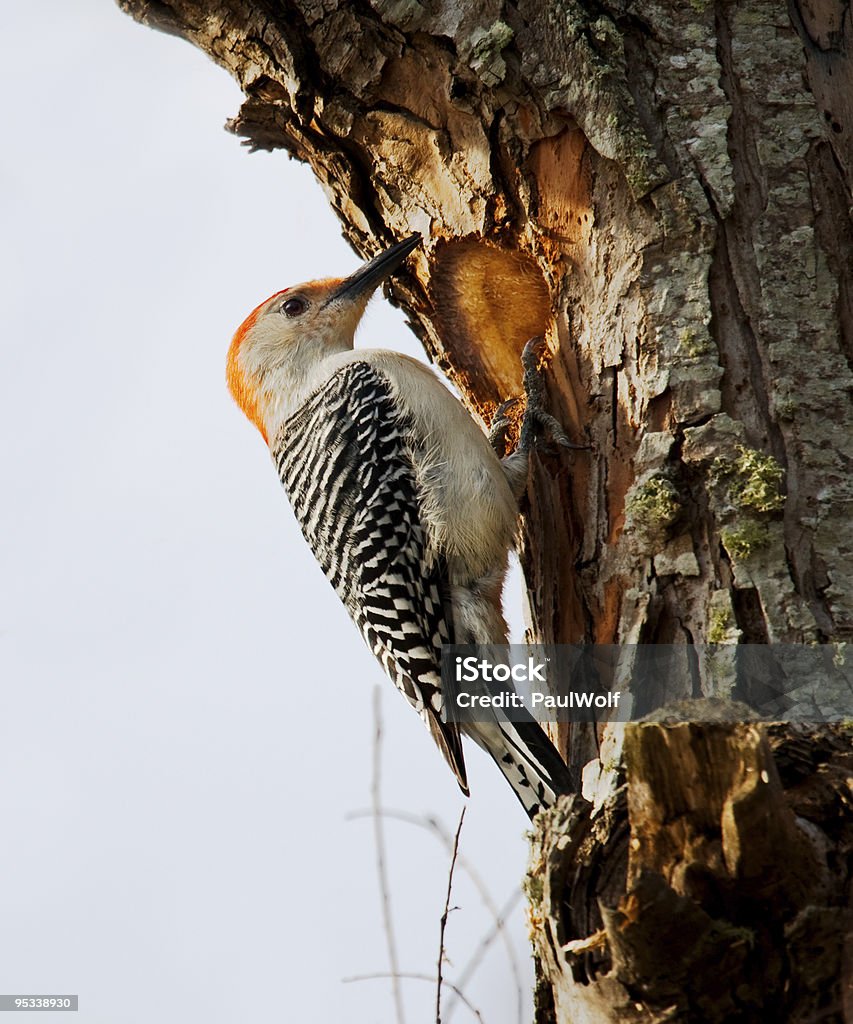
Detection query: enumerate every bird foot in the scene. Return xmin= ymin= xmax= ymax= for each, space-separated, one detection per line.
xmin=519 ymin=337 xmax=588 ymax=454
xmin=488 ymin=397 xmax=520 ymax=458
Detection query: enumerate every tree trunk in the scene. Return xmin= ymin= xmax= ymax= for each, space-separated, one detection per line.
xmin=118 ymin=1 xmax=853 ymax=1019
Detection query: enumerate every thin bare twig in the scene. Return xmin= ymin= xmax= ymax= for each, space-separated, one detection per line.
xmin=446 ymin=890 xmax=523 ymax=1020
xmin=347 ymin=807 xmax=524 ymax=1024
xmin=371 ymin=688 xmax=406 ymax=1024
xmin=343 ymin=972 xmax=485 ymax=1024
xmin=437 ymin=808 xmax=465 ymax=1024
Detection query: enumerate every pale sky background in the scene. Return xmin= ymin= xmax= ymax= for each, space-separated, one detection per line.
xmin=1 ymin=3 xmax=534 ymax=1022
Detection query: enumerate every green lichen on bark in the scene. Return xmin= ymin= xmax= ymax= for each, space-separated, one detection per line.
xmin=468 ymin=20 xmax=513 ymax=86
xmin=732 ymin=446 xmax=785 ymax=513
xmin=709 ymin=444 xmax=785 ymax=515
xmin=678 ymin=325 xmax=713 ymax=357
xmin=708 ymin=603 xmax=737 ymax=644
xmin=710 ymin=447 xmax=783 ymax=561
xmin=721 ymin=520 xmax=771 ymax=560
xmin=625 ymin=476 xmax=680 ymax=542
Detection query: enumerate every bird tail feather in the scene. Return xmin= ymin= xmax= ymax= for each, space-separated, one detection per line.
xmin=464 ymin=713 xmax=574 ymax=820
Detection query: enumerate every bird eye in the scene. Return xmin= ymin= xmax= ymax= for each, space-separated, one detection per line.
xmin=281 ymin=297 xmax=307 ymax=317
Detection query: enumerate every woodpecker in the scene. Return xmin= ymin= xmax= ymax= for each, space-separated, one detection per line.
xmin=227 ymin=233 xmax=575 ymax=818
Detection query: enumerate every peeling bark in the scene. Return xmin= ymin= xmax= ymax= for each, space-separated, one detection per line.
xmin=117 ymin=0 xmax=853 ymax=1018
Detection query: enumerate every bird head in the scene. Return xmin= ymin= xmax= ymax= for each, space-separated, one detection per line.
xmin=227 ymin=233 xmax=421 ymax=442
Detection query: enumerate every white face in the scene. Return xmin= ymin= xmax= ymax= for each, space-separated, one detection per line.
xmin=227 ymin=278 xmax=371 ymax=441
xmin=242 ymin=280 xmax=371 ymax=371
xmin=226 ymin=233 xmax=422 ymax=441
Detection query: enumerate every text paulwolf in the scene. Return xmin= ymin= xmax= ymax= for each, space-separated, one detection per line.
xmin=454 ymin=690 xmax=622 ymax=710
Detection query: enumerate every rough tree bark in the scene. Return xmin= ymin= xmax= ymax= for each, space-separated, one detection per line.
xmin=118 ymin=1 xmax=853 ymax=1020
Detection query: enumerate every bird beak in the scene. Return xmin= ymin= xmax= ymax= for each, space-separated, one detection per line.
xmin=326 ymin=233 xmax=421 ymax=306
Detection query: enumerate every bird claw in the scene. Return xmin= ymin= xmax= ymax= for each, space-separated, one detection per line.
xmin=519 ymin=337 xmax=588 ymax=454
xmin=488 ymin=397 xmax=520 ymax=457
xmin=521 ymin=336 xmax=547 ymax=370
xmin=525 ymin=407 xmax=586 ymax=452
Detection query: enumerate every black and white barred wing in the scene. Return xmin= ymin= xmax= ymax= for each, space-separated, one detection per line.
xmin=272 ymin=361 xmax=468 ymax=793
